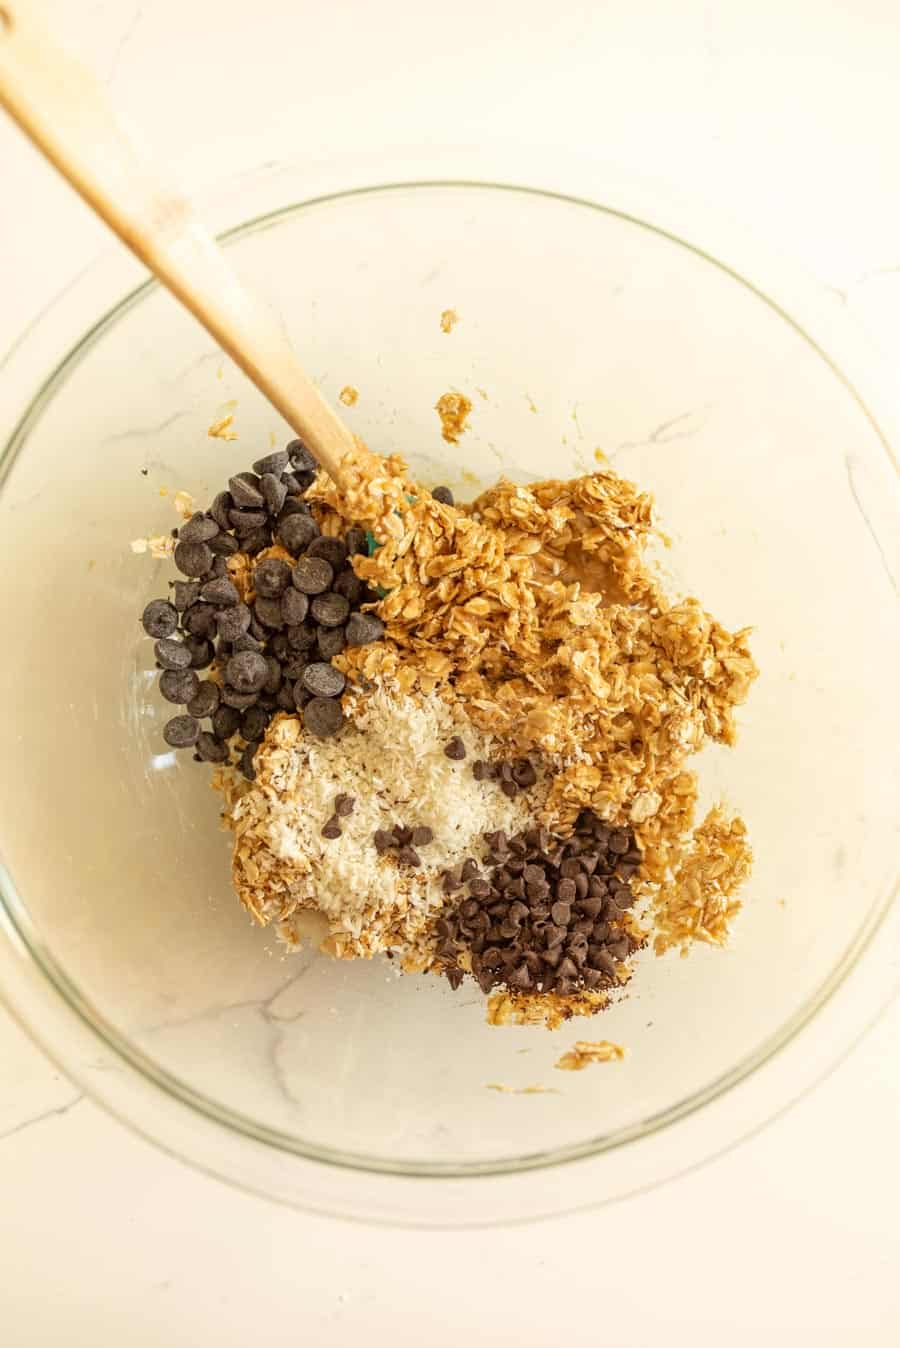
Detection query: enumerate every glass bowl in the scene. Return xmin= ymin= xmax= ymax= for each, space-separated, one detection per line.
xmin=1 ymin=161 xmax=898 ymax=1225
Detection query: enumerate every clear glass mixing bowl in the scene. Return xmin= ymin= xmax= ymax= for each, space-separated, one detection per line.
xmin=1 ymin=161 xmax=898 ymax=1225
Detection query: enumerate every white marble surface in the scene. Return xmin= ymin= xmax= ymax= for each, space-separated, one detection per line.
xmin=1 ymin=1 xmax=898 ymax=1342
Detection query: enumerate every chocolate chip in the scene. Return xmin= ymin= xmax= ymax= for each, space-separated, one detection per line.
xmin=512 ymin=759 xmax=537 ymax=788
xmin=444 ymin=736 xmax=466 ymax=761
xmin=226 ymin=650 xmax=269 ymax=694
xmin=286 ymin=438 xmax=316 ymax=473
xmin=332 ymin=567 xmax=363 ymax=605
xmin=154 ymin=637 xmax=191 ymax=670
xmin=228 ymin=473 xmax=264 ymax=509
xmin=431 ymin=485 xmax=454 ymax=505
xmin=316 ymin=626 xmax=346 ymax=660
xmin=194 ymin=731 xmax=228 ymax=763
xmin=287 ymin=621 xmax=317 ymax=651
xmin=212 ymin=705 xmax=241 ymax=739
xmin=609 ymin=829 xmax=629 ymax=855
xmin=321 ymin=816 xmax=342 ymax=840
xmin=222 ymin=687 xmax=259 ymax=710
xmin=397 ymin=846 xmax=422 ymax=867
xmin=241 ymin=706 xmax=269 ymax=741
xmin=159 ymin=668 xmax=200 ymax=705
xmin=291 ymin=556 xmax=333 ymax=595
xmin=216 ymin=604 xmax=252 ymax=642
xmin=242 ymin=527 xmax=271 ymax=556
xmin=240 ymin=743 xmax=258 ymax=779
xmin=278 ymin=513 xmax=319 ymax=555
xmin=252 ymin=450 xmax=290 ymax=477
xmin=345 ymin=527 xmax=367 ymax=556
xmin=281 ymin=589 xmax=309 ymax=625
xmin=253 ymin=558 xmax=292 ymax=598
xmin=263 ymin=657 xmax=282 ymax=695
xmin=254 ymin=596 xmax=285 ymax=629
xmin=307 ymin=536 xmax=348 ymax=570
xmin=185 ymin=636 xmax=214 ymax=669
xmin=278 ymin=498 xmax=309 ymax=522
xmin=200 ymin=576 xmax=240 ymax=607
xmin=301 ymin=662 xmax=345 ymax=698
xmin=275 ymin=684 xmax=296 ymax=711
xmin=210 ymin=491 xmax=233 ymax=530
xmin=499 ymin=780 xmax=517 ymax=799
xmin=393 ymin=826 xmax=413 ymax=846
xmin=373 ymin=830 xmax=395 ymax=852
xmin=173 ymin=539 xmax=213 ymax=577
xmin=187 ymin=681 xmax=220 ymax=719
xmin=260 ymin=473 xmax=288 ymax=516
xmin=472 ymin=760 xmax=492 ymax=781
xmin=142 ymin=599 xmax=178 ymax=638
xmin=303 ymin=696 xmax=344 ymax=737
xmin=311 ymin=592 xmax=350 ymax=628
xmin=334 ymin=794 xmax=355 ymax=817
xmin=208 ymin=532 xmax=240 ymax=556
xmin=171 ymin=581 xmax=200 ymax=612
xmin=163 ymin=714 xmax=199 ymax=748
xmin=411 ymin=826 xmax=433 ymax=846
xmin=344 ymin=612 xmax=384 ymax=646
xmin=179 ymin=512 xmax=220 ymax=544
xmin=229 ymin=508 xmax=268 ymax=535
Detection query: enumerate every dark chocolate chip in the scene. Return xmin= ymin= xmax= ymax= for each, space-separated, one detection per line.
xmin=334 ymin=793 xmax=355 ymax=817
xmin=263 ymin=657 xmax=282 ymax=695
xmin=303 ymin=696 xmax=344 ymax=737
xmin=253 ymin=557 xmax=292 ymax=598
xmin=286 ymin=438 xmax=317 ymax=473
xmin=301 ymin=662 xmax=345 ymax=698
xmin=208 ymin=532 xmax=240 ymax=557
xmin=431 ymin=485 xmax=454 ymax=505
xmin=344 ymin=612 xmax=384 ymax=646
xmin=154 ymin=637 xmax=192 ymax=670
xmin=216 ymin=604 xmax=252 ymax=642
xmin=278 ymin=513 xmax=319 ymax=555
xmin=307 ymin=535 xmax=348 ymax=570
xmin=240 ymin=742 xmax=258 ymax=779
xmin=178 ymin=512 xmax=219 ymax=543
xmin=173 ymin=539 xmax=213 ymax=577
xmin=316 ymin=626 xmax=346 ymax=660
xmin=242 ymin=526 xmax=271 ymax=556
xmin=212 ymin=705 xmax=242 ymax=739
xmin=159 ymin=668 xmax=200 ymax=705
xmin=228 ymin=473 xmax=264 ymax=509
xmin=172 ymin=581 xmax=201 ymax=611
xmin=276 ymin=684 xmax=297 ymax=711
xmin=321 ymin=816 xmax=342 ymax=840
xmin=260 ymin=473 xmax=288 ymax=516
xmin=512 ymin=759 xmax=537 ymax=788
xmin=444 ymin=736 xmax=466 ymax=761
xmin=222 ymin=686 xmax=259 ymax=711
xmin=229 ymin=508 xmax=268 ymax=534
xmin=472 ymin=760 xmax=493 ymax=781
xmin=311 ymin=592 xmax=350 ymax=628
xmin=373 ymin=829 xmax=395 ymax=853
xmin=345 ymin=527 xmax=367 ymax=556
xmin=187 ymin=681 xmax=220 ymax=719
xmin=185 ymin=637 xmax=214 ymax=669
xmin=281 ymin=588 xmax=309 ymax=625
xmin=200 ymin=576 xmax=240 ymax=607
xmin=609 ymin=829 xmax=629 ymax=854
xmin=252 ymin=449 xmax=290 ymax=477
xmin=210 ymin=491 xmax=234 ymax=530
xmin=332 ymin=567 xmax=363 ymax=605
xmin=254 ymin=596 xmax=285 ymax=629
xmin=142 ymin=599 xmax=178 ymax=638
xmin=411 ymin=826 xmax=433 ymax=846
xmin=241 ymin=706 xmax=270 ymax=742
xmin=163 ymin=714 xmax=200 ymax=748
xmin=196 ymin=731 xmax=230 ymax=763
xmin=287 ymin=620 xmax=317 ymax=650
xmin=292 ymin=555 xmax=333 ymax=594
xmin=500 ymin=780 xmax=518 ymax=799
xmin=397 ymin=846 xmax=422 ymax=867
xmin=226 ymin=650 xmax=269 ymax=694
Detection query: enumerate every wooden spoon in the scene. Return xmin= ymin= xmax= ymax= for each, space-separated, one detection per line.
xmin=0 ymin=2 xmax=353 ymax=487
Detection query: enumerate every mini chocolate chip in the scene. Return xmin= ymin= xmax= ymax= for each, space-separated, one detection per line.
xmin=311 ymin=592 xmax=350 ymax=628
xmin=174 ymin=539 xmax=213 ymax=577
xmin=345 ymin=527 xmax=367 ymax=556
xmin=307 ymin=535 xmax=348 ymax=569
xmin=254 ymin=596 xmax=285 ymax=629
xmin=292 ymin=556 xmax=333 ymax=594
xmin=159 ymin=668 xmax=200 ymax=705
xmin=226 ymin=650 xmax=269 ymax=694
xmin=154 ymin=638 xmax=192 ymax=670
xmin=200 ymin=576 xmax=240 ymax=606
xmin=301 ymin=662 xmax=345 ymax=698
xmin=260 ymin=473 xmax=288 ymax=516
xmin=281 ymin=588 xmax=309 ymax=625
xmin=411 ymin=826 xmax=433 ymax=846
xmin=431 ymin=485 xmax=454 ymax=505
xmin=216 ymin=604 xmax=252 ymax=642
xmin=334 ymin=793 xmax=355 ymax=817
xmin=253 ymin=558 xmax=292 ymax=598
xmin=278 ymin=513 xmax=319 ymax=555
xmin=142 ymin=599 xmax=178 ymax=638
xmin=228 ymin=473 xmax=264 ymax=509
xmin=179 ymin=512 xmax=220 ymax=544
xmin=187 ymin=681 xmax=220 ymax=719
xmin=303 ymin=696 xmax=344 ymax=737
xmin=500 ymin=780 xmax=518 ymax=799
xmin=163 ymin=714 xmax=199 ymax=748
xmin=252 ymin=449 xmax=290 ymax=477
xmin=316 ymin=626 xmax=346 ymax=660
xmin=344 ymin=612 xmax=384 ymax=646
xmin=444 ymin=736 xmax=466 ymax=761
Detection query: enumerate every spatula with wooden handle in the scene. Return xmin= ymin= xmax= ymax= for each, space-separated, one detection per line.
xmin=0 ymin=1 xmax=354 ymax=487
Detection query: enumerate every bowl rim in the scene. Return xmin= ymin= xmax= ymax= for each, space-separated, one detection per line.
xmin=1 ymin=162 xmax=898 ymax=1223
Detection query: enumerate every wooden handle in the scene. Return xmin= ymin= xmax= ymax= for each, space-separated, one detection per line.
xmin=0 ymin=2 xmax=353 ymax=486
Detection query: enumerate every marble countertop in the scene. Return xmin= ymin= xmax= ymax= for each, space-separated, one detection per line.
xmin=1 ymin=2 xmax=898 ymax=1343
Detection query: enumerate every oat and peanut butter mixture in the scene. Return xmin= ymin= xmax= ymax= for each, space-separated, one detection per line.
xmin=139 ymin=432 xmax=756 ymax=1026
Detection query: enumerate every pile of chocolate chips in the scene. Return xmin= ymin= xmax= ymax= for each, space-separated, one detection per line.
xmin=434 ymin=811 xmax=643 ymax=997
xmin=139 ymin=439 xmax=384 ymax=778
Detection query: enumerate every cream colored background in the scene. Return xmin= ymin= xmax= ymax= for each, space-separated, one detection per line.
xmin=1 ymin=1 xmax=898 ymax=1343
